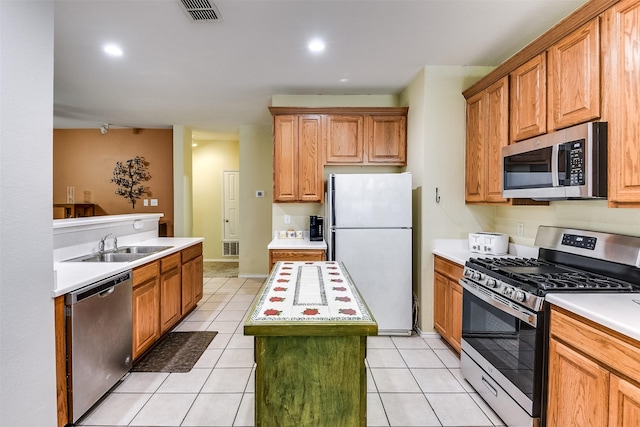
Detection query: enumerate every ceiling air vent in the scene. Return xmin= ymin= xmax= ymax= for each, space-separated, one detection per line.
xmin=177 ymin=0 xmax=222 ymax=22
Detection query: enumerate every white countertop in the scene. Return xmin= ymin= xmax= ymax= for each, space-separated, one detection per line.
xmin=268 ymin=236 xmax=327 ymax=250
xmin=547 ymin=293 xmax=640 ymax=342
xmin=432 ymin=238 xmax=539 ymax=265
xmin=53 ymin=237 xmax=203 ymax=297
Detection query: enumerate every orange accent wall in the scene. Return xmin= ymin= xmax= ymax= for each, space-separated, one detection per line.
xmin=53 ymin=128 xmax=174 ymax=236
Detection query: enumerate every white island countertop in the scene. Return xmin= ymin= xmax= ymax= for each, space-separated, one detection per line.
xmin=53 ymin=237 xmax=203 ymax=297
xmin=546 ymin=292 xmax=640 ymax=342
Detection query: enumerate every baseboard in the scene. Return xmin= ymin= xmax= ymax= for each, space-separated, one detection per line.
xmin=239 ymin=274 xmax=269 ymax=279
xmin=415 ymin=328 xmax=441 ymax=339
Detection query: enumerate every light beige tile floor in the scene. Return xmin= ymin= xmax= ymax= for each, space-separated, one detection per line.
xmin=78 ymin=276 xmax=507 ymax=427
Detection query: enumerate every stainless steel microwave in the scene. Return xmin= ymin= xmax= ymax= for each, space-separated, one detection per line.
xmin=502 ymin=122 xmax=607 ymax=200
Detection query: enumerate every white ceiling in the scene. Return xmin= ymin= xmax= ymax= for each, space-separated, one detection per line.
xmin=53 ymin=0 xmax=588 ymax=135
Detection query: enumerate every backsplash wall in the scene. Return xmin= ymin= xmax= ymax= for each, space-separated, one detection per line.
xmin=495 ymin=200 xmax=640 ymax=246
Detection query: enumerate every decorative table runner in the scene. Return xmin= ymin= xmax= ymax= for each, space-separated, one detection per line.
xmin=246 ymin=261 xmax=375 ymax=327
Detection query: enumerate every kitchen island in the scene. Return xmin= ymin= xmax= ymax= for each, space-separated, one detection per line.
xmin=244 ymin=261 xmax=377 ymax=427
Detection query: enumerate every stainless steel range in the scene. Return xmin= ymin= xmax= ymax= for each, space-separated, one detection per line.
xmin=460 ymin=226 xmax=640 ymax=427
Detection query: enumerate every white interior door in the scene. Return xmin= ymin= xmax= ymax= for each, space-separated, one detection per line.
xmin=223 ymin=171 xmax=239 ymax=240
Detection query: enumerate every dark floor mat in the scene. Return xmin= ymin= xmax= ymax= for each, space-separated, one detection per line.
xmin=131 ymin=331 xmax=217 ymax=373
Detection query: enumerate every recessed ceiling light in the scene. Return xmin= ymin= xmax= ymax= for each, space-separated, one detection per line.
xmin=308 ymin=38 xmax=325 ymax=53
xmin=340 ymin=78 xmax=349 ymax=83
xmin=192 ymin=143 xmax=198 ymax=147
xmin=103 ymin=43 xmax=123 ymax=57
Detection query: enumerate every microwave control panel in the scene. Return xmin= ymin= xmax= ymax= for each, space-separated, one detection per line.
xmin=568 ymin=140 xmax=585 ymax=186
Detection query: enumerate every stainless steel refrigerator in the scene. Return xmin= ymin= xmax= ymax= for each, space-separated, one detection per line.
xmin=326 ymin=173 xmax=412 ymax=335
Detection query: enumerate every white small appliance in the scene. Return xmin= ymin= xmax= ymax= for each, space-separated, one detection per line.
xmin=468 ymin=232 xmax=509 ymax=255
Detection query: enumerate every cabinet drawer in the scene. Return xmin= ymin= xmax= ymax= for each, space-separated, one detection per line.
xmin=133 ymin=261 xmax=159 ymax=288
xmin=160 ymin=253 xmax=181 ymax=273
xmin=182 ymin=243 xmax=203 ymax=263
xmin=550 ymin=307 xmax=640 ymax=385
xmin=434 ymin=256 xmax=463 ymax=280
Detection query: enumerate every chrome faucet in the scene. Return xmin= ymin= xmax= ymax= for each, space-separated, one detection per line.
xmin=99 ymin=233 xmax=118 ymax=253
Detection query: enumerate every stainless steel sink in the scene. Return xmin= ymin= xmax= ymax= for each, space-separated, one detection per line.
xmin=115 ymin=245 xmax=173 ymax=254
xmin=64 ymin=245 xmax=173 ymax=263
xmin=67 ymin=252 xmax=148 ymax=263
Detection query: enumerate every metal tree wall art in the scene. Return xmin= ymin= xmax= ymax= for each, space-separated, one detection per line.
xmin=111 ymin=156 xmax=151 ymax=208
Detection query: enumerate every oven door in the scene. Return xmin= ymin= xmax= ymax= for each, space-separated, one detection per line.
xmin=460 ymin=279 xmax=544 ymax=421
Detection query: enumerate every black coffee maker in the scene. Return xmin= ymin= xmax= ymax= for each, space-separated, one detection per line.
xmin=309 ymin=216 xmax=324 ymax=241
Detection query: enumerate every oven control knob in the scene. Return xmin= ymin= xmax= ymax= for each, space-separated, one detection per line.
xmin=464 ymin=269 xmax=472 ymax=277
xmin=472 ymin=272 xmax=482 ymax=280
xmin=486 ymin=278 xmax=497 ymax=288
xmin=503 ymin=287 xmax=513 ymax=297
xmin=514 ymin=291 xmax=526 ymax=303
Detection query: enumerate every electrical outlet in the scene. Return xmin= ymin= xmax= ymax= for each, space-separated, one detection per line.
xmin=517 ymin=222 xmax=524 ymax=236
xmin=284 ymin=214 xmax=291 ymax=224
xmin=256 ymin=190 xmax=264 ymax=198
xmin=143 ymin=199 xmax=149 ymax=206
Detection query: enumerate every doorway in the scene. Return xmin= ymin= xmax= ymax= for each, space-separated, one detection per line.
xmin=223 ymin=170 xmax=240 ymax=256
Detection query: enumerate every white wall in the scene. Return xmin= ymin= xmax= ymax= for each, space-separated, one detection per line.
xmin=401 ymin=65 xmax=496 ymax=333
xmin=496 ymin=200 xmax=640 ymax=246
xmin=0 ymin=1 xmax=57 ymax=425
xmin=173 ymin=125 xmax=194 ymax=237
xmin=238 ymin=125 xmax=273 ymax=277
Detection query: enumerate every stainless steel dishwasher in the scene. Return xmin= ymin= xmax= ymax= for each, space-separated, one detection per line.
xmin=66 ymin=270 xmax=133 ymax=423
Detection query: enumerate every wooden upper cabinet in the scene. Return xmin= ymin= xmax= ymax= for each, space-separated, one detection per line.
xmin=273 ymin=115 xmax=298 ymax=202
xmin=603 ymin=0 xmax=640 ymax=206
xmin=465 ymin=76 xmax=509 ymax=204
xmin=325 ymin=115 xmax=364 ymax=163
xmin=548 ymin=18 xmax=601 ymax=131
xmin=272 ymin=114 xmax=323 ymax=203
xmin=366 ymin=115 xmax=407 ymax=164
xmin=510 ymin=53 xmax=547 ymax=142
xmin=324 ymin=108 xmax=407 ymax=166
xmin=485 ymin=78 xmax=510 ymax=203
xmin=465 ymin=91 xmax=485 ymax=203
xmin=297 ymin=115 xmax=323 ymax=202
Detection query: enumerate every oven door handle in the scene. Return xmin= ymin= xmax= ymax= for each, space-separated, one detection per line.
xmin=460 ymin=278 xmax=537 ymax=327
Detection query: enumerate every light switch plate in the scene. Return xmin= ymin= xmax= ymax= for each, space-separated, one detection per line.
xmin=143 ymin=199 xmax=149 ymax=206
xmin=150 ymin=199 xmax=158 ymax=207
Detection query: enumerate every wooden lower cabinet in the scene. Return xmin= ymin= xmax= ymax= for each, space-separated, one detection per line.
xmin=132 ymin=243 xmax=203 ymax=360
xmin=547 ymin=306 xmax=640 ymax=427
xmin=182 ymin=243 xmax=203 ymax=315
xmin=132 ymin=261 xmax=161 ymax=360
xmin=269 ymin=248 xmax=325 ymax=271
xmin=547 ymin=337 xmax=609 ymax=426
xmin=159 ymin=253 xmax=182 ymax=334
xmin=433 ymin=256 xmax=463 ymax=353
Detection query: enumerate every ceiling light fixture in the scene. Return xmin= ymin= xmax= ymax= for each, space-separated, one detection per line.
xmin=100 ymin=124 xmax=109 ymax=134
xmin=103 ymin=43 xmax=123 ymax=57
xmin=308 ymin=38 xmax=326 ymax=53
